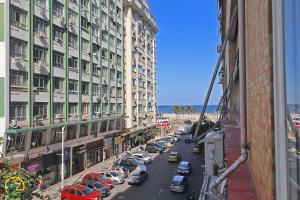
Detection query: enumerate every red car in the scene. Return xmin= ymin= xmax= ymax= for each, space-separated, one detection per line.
xmin=60 ymin=185 xmax=102 ymax=200
xmin=82 ymin=173 xmax=114 ymax=189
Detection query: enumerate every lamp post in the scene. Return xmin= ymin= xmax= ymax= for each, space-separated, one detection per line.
xmin=60 ymin=113 xmax=82 ymax=190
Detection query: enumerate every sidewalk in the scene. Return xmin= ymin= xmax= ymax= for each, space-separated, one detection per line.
xmin=40 ymin=145 xmax=146 ymax=199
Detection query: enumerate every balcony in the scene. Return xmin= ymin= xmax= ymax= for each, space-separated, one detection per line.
xmin=34 ymin=90 xmax=49 ymax=102
xmin=33 ymin=3 xmax=49 ymax=21
xmin=53 ymin=91 xmax=64 ymax=102
xmin=10 ymin=22 xmax=29 ymax=40
xmin=10 ymin=57 xmax=28 ymax=72
xmin=10 ymin=90 xmax=28 ymax=102
xmin=11 ymin=0 xmax=29 ymax=10
xmin=53 ymin=14 xmax=65 ymax=28
xmin=53 ymin=38 xmax=65 ymax=53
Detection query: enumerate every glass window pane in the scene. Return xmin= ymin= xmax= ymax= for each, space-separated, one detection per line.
xmin=284 ymin=1 xmax=300 ymax=199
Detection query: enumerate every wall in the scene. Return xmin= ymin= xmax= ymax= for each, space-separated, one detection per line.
xmin=245 ymin=0 xmax=275 ymax=199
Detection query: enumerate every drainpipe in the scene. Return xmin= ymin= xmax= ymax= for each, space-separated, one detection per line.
xmin=210 ymin=0 xmax=248 ymax=199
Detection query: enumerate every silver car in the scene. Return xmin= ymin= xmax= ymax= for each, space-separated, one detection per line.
xmin=101 ymin=171 xmax=125 ymax=184
xmin=132 ymin=152 xmax=152 ymax=164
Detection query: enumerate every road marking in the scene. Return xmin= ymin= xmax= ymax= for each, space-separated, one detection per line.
xmin=158 ymin=188 xmax=164 ymax=195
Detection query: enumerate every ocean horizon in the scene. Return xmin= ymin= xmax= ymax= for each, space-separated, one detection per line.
xmin=157 ymin=105 xmax=219 ymax=114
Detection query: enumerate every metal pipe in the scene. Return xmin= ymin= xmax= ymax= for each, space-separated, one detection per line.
xmin=193 ymin=7 xmax=238 ymax=141
xmin=210 ymin=0 xmax=248 ymax=199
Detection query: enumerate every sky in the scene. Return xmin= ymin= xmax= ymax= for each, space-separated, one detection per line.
xmin=148 ymin=0 xmax=222 ymax=105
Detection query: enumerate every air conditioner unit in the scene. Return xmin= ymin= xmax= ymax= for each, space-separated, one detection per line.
xmin=204 ymin=130 xmax=224 ymax=176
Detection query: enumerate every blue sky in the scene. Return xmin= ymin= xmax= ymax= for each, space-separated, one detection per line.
xmin=148 ymin=0 xmax=222 ymax=105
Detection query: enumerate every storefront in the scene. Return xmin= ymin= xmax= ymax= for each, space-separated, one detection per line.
xmin=86 ymin=140 xmax=104 ymax=168
xmin=72 ymin=145 xmax=85 ymax=175
xmin=113 ymin=135 xmax=121 ymax=155
xmin=103 ymin=136 xmax=113 ymax=160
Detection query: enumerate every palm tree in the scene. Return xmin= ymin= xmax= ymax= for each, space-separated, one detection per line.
xmin=173 ymin=106 xmax=179 ymax=120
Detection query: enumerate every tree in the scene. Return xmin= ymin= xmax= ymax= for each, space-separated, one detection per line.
xmin=0 ymin=143 xmax=49 ymax=200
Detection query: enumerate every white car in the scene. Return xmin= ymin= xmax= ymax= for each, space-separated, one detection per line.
xmin=132 ymin=152 xmax=152 ymax=164
xmin=101 ymin=171 xmax=125 ymax=184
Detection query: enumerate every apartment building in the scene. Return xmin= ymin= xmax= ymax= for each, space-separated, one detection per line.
xmin=0 ymin=0 xmax=124 ymax=186
xmin=122 ymin=0 xmax=158 ymax=147
xmin=208 ymin=0 xmax=300 ymax=199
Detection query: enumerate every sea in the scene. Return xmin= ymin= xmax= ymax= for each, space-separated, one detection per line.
xmin=157 ymin=105 xmax=218 ymax=114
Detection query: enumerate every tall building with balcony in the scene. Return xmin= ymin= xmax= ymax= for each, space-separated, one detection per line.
xmin=0 ymin=0 xmax=124 ymax=186
xmin=123 ymin=0 xmax=158 ymax=146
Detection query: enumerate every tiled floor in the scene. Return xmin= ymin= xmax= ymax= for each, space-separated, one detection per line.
xmin=224 ymin=125 xmax=257 ymax=200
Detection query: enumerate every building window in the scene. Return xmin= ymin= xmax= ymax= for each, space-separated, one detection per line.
xmin=10 ymin=7 xmax=27 ymax=29
xmin=33 ymin=45 xmax=47 ymax=63
xmin=53 ymin=103 xmax=63 ymax=115
xmin=92 ymin=24 xmax=99 ymax=36
xmin=101 ymin=48 xmax=108 ymax=59
xmin=34 ymin=0 xmax=47 ymax=6
xmin=81 ymin=17 xmax=89 ymax=32
xmin=6 ymin=133 xmax=26 ymax=153
xmin=81 ymin=0 xmax=89 ymax=7
xmin=109 ymin=51 xmax=115 ymax=62
xmin=82 ymin=60 xmax=89 ymax=73
xmin=9 ymin=103 xmax=27 ymax=121
xmin=33 ymin=17 xmax=47 ymax=36
xmin=33 ymin=103 xmax=47 ymax=118
xmin=93 ymin=64 xmax=100 ymax=76
xmin=68 ymin=33 xmax=78 ymax=49
xmin=53 ymin=0 xmax=64 ymax=16
xmin=31 ymin=131 xmax=43 ymax=149
xmin=53 ymin=51 xmax=64 ymax=68
xmin=69 ymin=57 xmax=78 ymax=70
xmin=68 ymin=80 xmax=78 ymax=94
xmin=93 ymin=104 xmax=100 ymax=114
xmin=53 ymin=26 xmax=64 ymax=42
xmin=82 ymin=82 xmax=89 ymax=95
xmin=10 ymin=70 xmax=27 ymax=87
xmin=93 ymin=84 xmax=100 ymax=95
xmin=91 ymin=122 xmax=98 ymax=136
xmin=282 ymin=1 xmax=300 ymax=199
xmin=82 ymin=39 xmax=89 ymax=52
xmin=33 ymin=75 xmax=48 ymax=91
xmin=82 ymin=104 xmax=88 ymax=116
xmin=53 ymin=77 xmax=64 ymax=92
xmin=79 ymin=124 xmax=88 ymax=137
xmin=66 ymin=125 xmax=76 ymax=140
xmin=69 ymin=103 xmax=78 ymax=116
xmin=10 ymin=38 xmax=27 ymax=59
xmin=69 ymin=9 xmax=77 ymax=25
xmin=92 ymin=3 xmax=99 ymax=15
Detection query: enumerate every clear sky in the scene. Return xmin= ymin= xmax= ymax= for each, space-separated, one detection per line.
xmin=148 ymin=0 xmax=222 ymax=105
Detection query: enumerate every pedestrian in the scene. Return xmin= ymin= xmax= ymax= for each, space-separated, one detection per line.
xmin=127 ymin=145 xmax=131 ymax=154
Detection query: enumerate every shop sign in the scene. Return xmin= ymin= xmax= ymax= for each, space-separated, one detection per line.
xmin=114 ymin=136 xmax=121 ymax=145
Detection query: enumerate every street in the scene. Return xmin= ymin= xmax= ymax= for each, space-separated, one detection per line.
xmin=107 ymin=137 xmax=205 ymax=200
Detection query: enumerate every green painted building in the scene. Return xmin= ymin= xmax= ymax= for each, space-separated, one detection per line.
xmin=0 ymin=0 xmax=124 ymax=186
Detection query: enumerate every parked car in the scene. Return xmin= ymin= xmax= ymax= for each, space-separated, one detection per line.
xmin=177 ymin=161 xmax=192 ymax=175
xmin=127 ymin=170 xmax=148 ymax=185
xmin=82 ymin=181 xmax=111 ymax=198
xmin=100 ymin=171 xmax=125 ymax=185
xmin=193 ymin=143 xmax=203 ymax=154
xmin=82 ymin=173 xmax=114 ymax=189
xmin=168 ymin=152 xmax=181 ymax=162
xmin=155 ymin=142 xmax=167 ymax=150
xmin=170 ymin=175 xmax=189 ymax=193
xmin=118 ymin=158 xmax=147 ymax=172
xmin=132 ymin=152 xmax=152 ymax=164
xmin=121 ymin=155 xmax=145 ymax=166
xmin=184 ymin=135 xmax=192 ymax=143
xmin=146 ymin=143 xmax=164 ymax=153
xmin=156 ymin=140 xmax=173 ymax=148
xmin=61 ymin=185 xmax=102 ymax=200
xmin=113 ymin=166 xmax=130 ymax=178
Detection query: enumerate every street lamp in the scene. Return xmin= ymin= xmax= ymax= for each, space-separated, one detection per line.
xmin=60 ymin=113 xmax=82 ymax=190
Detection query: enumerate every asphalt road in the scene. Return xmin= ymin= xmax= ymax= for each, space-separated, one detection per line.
xmin=107 ymin=137 xmax=205 ymax=200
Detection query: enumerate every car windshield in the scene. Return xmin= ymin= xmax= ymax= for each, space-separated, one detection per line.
xmin=100 ymin=176 xmax=109 ymax=181
xmin=82 ymin=188 xmax=93 ymax=195
xmin=172 ymin=181 xmax=182 ymax=186
xmin=179 ymin=164 xmax=187 ymax=168
xmin=170 ymin=153 xmax=177 ymax=156
xmin=93 ymin=183 xmax=104 ymax=189
xmin=111 ymin=172 xmax=118 ymax=176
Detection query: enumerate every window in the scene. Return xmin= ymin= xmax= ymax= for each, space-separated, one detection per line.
xmin=9 ymin=103 xmax=27 ymax=121
xmin=53 ymin=103 xmax=63 ymax=115
xmin=93 ymin=104 xmax=100 ymax=114
xmin=6 ymin=133 xmax=26 ymax=153
xmin=116 ymin=39 xmax=122 ymax=49
xmin=116 ymin=7 xmax=121 ymax=18
xmin=93 ymin=44 xmax=99 ymax=54
xmin=82 ymin=104 xmax=88 ymax=116
xmin=33 ymin=75 xmax=48 ymax=91
xmin=66 ymin=125 xmax=76 ymax=140
xmin=82 ymin=60 xmax=89 ymax=73
xmin=93 ymin=64 xmax=100 ymax=76
xmin=68 ymin=33 xmax=78 ymax=49
xmin=69 ymin=9 xmax=77 ymax=25
xmin=10 ymin=70 xmax=27 ymax=87
xmin=53 ymin=26 xmax=64 ymax=42
xmin=31 ymin=131 xmax=43 ymax=148
xmin=34 ymin=0 xmax=47 ymax=6
xmin=92 ymin=24 xmax=99 ymax=36
xmin=10 ymin=7 xmax=27 ymax=29
xmin=53 ymin=51 xmax=64 ymax=68
xmin=82 ymin=39 xmax=89 ymax=52
xmin=69 ymin=103 xmax=78 ymax=115
xmin=91 ymin=122 xmax=98 ymax=136
xmin=69 ymin=80 xmax=78 ymax=94
xmin=53 ymin=77 xmax=64 ymax=91
xmin=92 ymin=3 xmax=99 ymax=15
xmin=33 ymin=45 xmax=47 ymax=63
xmin=101 ymin=11 xmax=107 ymax=24
xmin=81 ymin=17 xmax=89 ymax=31
xmin=109 ymin=51 xmax=115 ymax=62
xmin=101 ymin=48 xmax=108 ymax=59
xmin=33 ymin=103 xmax=47 ymax=118
xmin=69 ymin=57 xmax=78 ymax=70
xmin=82 ymin=82 xmax=89 ymax=95
xmin=53 ymin=1 xmax=63 ymax=16
xmin=110 ymin=69 xmax=115 ymax=81
xmin=102 ymin=30 xmax=108 ymax=42
xmin=93 ymin=84 xmax=100 ymax=95
xmin=80 ymin=124 xmax=88 ymax=137
xmin=33 ymin=17 xmax=47 ymax=35
xmin=10 ymin=38 xmax=27 ymax=58
xmin=81 ymin=0 xmax=88 ymax=7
